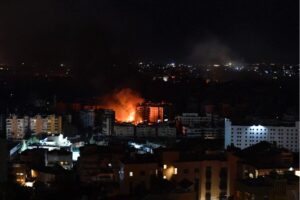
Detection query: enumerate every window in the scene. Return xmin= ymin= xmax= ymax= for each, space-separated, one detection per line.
xmin=163 ymin=164 xmax=167 ymax=169
xmin=140 ymin=171 xmax=146 ymax=176
xmin=219 ymin=192 xmax=227 ymax=200
xmin=205 ymin=192 xmax=211 ymax=200
xmin=174 ymin=168 xmax=178 ymax=175
xmin=206 ymin=181 xmax=211 ymax=190
xmin=129 ymin=172 xmax=133 ymax=177
xmin=220 ymin=167 xmax=227 ymax=178
xmin=206 ymin=167 xmax=212 ymax=180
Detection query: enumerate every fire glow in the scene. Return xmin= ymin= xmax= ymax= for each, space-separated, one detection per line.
xmin=99 ymin=88 xmax=144 ymax=123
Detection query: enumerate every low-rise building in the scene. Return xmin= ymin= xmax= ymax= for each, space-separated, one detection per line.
xmin=77 ymin=145 xmax=123 ymax=184
xmin=236 ymin=174 xmax=299 ymax=200
xmin=157 ymin=123 xmax=176 ymax=137
xmin=46 ymin=150 xmax=73 ymax=170
xmin=136 ymin=124 xmax=156 ymax=137
xmin=119 ymin=156 xmax=159 ymax=195
xmin=114 ymin=123 xmax=135 ymax=137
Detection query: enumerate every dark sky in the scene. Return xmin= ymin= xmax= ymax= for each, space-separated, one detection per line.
xmin=0 ymin=0 xmax=298 ymax=65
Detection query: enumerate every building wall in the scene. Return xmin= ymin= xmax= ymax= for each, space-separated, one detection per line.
xmin=46 ymin=115 xmax=62 ymax=134
xmin=30 ymin=115 xmax=48 ymax=134
xmin=80 ymin=110 xmax=95 ymax=128
xmin=6 ymin=114 xmax=62 ymax=140
xmin=119 ymin=162 xmax=159 ymax=194
xmin=168 ymin=160 xmax=229 ymax=200
xmin=157 ymin=125 xmax=176 ymax=137
xmin=0 ymin=139 xmax=8 ymax=183
xmin=6 ymin=115 xmax=29 ymax=140
xmin=136 ymin=125 xmax=156 ymax=137
xmin=114 ymin=124 xmax=135 ymax=137
xmin=149 ymin=106 xmax=164 ymax=123
xmin=224 ymin=119 xmax=299 ymax=152
xmin=137 ymin=104 xmax=164 ymax=123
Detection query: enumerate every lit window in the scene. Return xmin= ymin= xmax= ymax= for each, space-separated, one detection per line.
xmin=163 ymin=164 xmax=167 ymax=169
xmin=174 ymin=168 xmax=178 ymax=175
xmin=163 ymin=175 xmax=166 ymax=179
xmin=129 ymin=172 xmax=133 ymax=177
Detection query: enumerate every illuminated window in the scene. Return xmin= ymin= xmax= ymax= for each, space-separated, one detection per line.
xmin=163 ymin=175 xmax=167 ymax=179
xmin=129 ymin=172 xmax=133 ymax=177
xmin=163 ymin=164 xmax=167 ymax=169
xmin=174 ymin=168 xmax=178 ymax=175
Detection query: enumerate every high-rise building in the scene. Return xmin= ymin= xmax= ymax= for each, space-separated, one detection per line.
xmin=94 ymin=109 xmax=115 ymax=136
xmin=6 ymin=115 xmax=30 ymax=140
xmin=6 ymin=114 xmax=62 ymax=140
xmin=136 ymin=102 xmax=165 ymax=123
xmin=224 ymin=118 xmax=299 ymax=152
xmin=30 ymin=114 xmax=62 ymax=135
xmin=45 ymin=115 xmax=62 ymax=134
xmin=79 ymin=109 xmax=95 ymax=128
xmin=30 ymin=115 xmax=47 ymax=134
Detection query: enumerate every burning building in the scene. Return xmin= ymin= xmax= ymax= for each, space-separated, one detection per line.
xmin=97 ymin=89 xmax=173 ymax=125
xmin=98 ymin=88 xmax=144 ymax=124
xmin=136 ymin=102 xmax=168 ymax=124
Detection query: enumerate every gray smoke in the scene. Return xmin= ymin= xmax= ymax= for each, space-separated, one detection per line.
xmin=189 ymin=38 xmax=240 ymax=65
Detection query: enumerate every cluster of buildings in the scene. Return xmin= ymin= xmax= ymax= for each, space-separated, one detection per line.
xmin=2 ymin=111 xmax=299 ymax=154
xmin=0 ymin=108 xmax=298 ymax=199
xmin=6 ymin=139 xmax=298 ymax=200
xmin=114 ymin=122 xmax=176 ymax=137
xmin=5 ymin=114 xmax=62 ymax=140
xmin=79 ymin=109 xmax=115 ymax=135
xmin=176 ymin=113 xmax=224 ymax=139
xmin=81 ymin=141 xmax=299 ymax=199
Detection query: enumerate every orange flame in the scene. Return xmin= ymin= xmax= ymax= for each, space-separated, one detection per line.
xmin=99 ymin=88 xmax=144 ymax=123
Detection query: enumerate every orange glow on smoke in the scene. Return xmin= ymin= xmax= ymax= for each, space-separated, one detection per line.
xmin=99 ymin=88 xmax=144 ymax=123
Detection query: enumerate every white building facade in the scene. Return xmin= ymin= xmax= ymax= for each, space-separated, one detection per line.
xmin=224 ymin=118 xmax=299 ymax=152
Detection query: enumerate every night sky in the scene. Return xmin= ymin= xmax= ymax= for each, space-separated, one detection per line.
xmin=0 ymin=0 xmax=298 ymax=65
